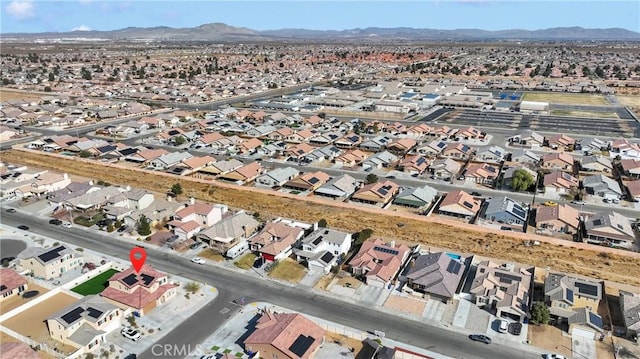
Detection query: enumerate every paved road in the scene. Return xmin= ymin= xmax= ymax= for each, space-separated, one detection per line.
xmin=1 ymin=211 xmax=541 ymax=359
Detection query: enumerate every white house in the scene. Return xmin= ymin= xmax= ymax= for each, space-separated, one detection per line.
xmin=294 ymin=227 xmax=352 ymax=274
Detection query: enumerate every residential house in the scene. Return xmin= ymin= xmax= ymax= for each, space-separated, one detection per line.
xmin=510 ymin=130 xmax=544 ymax=148
xmin=405 ymin=252 xmax=466 ymax=302
xmin=441 ymin=142 xmax=473 ymax=160
xmin=611 ymin=139 xmax=640 ymax=159
xmin=255 ymin=167 xmax=300 ymax=188
xmin=283 ymin=143 xmax=316 ymax=162
xmin=265 ymin=127 xmax=294 ymax=141
xmin=196 ymin=211 xmax=260 ymax=256
xmin=362 ymin=151 xmax=398 ymax=171
xmin=237 ymin=138 xmax=264 ymax=155
xmin=406 ymin=123 xmax=433 ymax=140
xmin=309 ymin=132 xmax=341 ymax=146
xmin=429 ymin=158 xmax=461 ymax=180
xmin=536 ymin=204 xmax=580 ymax=234
xmin=510 ymin=149 xmax=541 ymax=167
xmin=581 ymin=138 xmax=609 ymax=154
xmin=243 ymin=311 xmax=325 ymax=359
xmin=335 ymin=133 xmax=363 ymax=149
xmin=547 ymin=134 xmax=576 ymax=151
xmin=0 ymin=268 xmax=28 ymax=302
xmin=314 ymin=174 xmax=359 ymax=200
xmin=580 ymin=156 xmax=613 ymax=173
xmin=626 ymin=180 xmax=640 ymax=202
xmin=398 ymin=155 xmax=430 ymax=175
xmin=476 ymin=146 xmax=507 ymax=163
xmin=360 ymin=135 xmax=392 ymax=152
xmin=583 ymin=211 xmax=636 ymax=249
xmin=416 ymin=140 xmax=448 ymax=157
xmin=125 ymin=148 xmax=169 ymax=164
xmin=503 ymin=166 xmax=538 ymax=191
xmin=46 ymin=295 xmax=123 ymax=356
xmin=621 ymin=159 xmax=640 ymax=178
xmin=393 ymin=185 xmax=438 ymax=208
xmin=171 ymin=155 xmax=216 ymax=176
xmin=246 ymin=124 xmax=277 ymax=138
xmin=248 ymin=220 xmax=306 ymax=262
xmin=301 ymin=145 xmax=341 ymax=164
xmin=455 ymin=126 xmax=484 ymax=140
xmin=543 ymin=171 xmax=579 ymax=194
xmin=334 ymin=149 xmax=368 ymax=167
xmin=568 ymin=307 xmax=605 ymax=339
xmin=286 ymin=129 xmax=316 ymax=143
xmin=481 ymin=196 xmax=528 ymax=230
xmin=18 ymin=245 xmax=83 ymax=280
xmin=469 ymin=261 xmax=533 ymax=322
xmin=386 ymin=138 xmax=417 ymax=155
xmin=283 ymin=171 xmax=331 ymax=192
xmin=430 ymin=125 xmax=458 ymax=140
xmin=168 ymin=202 xmax=227 ymax=241
xmin=100 ymin=264 xmax=177 ymax=316
xmin=149 ymin=152 xmax=193 ymax=170
xmin=0 ymin=343 xmax=40 ymax=359
xmin=464 ymin=163 xmax=499 ymax=185
xmin=582 ymin=174 xmax=623 ymax=200
xmin=544 ymin=272 xmax=603 ymax=338
xmin=15 ymin=172 xmax=72 ymax=198
xmin=351 ymin=180 xmax=399 ymax=206
xmin=294 ymin=227 xmax=352 ymax=274
xmin=437 ymin=190 xmax=481 ymax=220
xmin=348 ymin=238 xmax=411 ymax=288
xmin=357 ymin=338 xmax=396 ymax=359
xmin=541 ymin=153 xmax=575 ymax=171
xmin=619 ymin=290 xmax=640 ymax=337
xmin=201 ymin=159 xmax=244 ymax=177
xmin=217 ymin=162 xmax=264 ymax=184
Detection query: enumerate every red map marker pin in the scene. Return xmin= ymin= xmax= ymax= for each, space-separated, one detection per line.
xmin=129 ymin=247 xmax=147 ymax=273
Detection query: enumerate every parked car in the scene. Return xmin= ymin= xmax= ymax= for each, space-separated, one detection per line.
xmin=543 ymin=201 xmax=557 ymax=206
xmin=571 ymin=200 xmax=586 ymax=205
xmin=469 ymin=334 xmax=491 ymax=344
xmin=191 ymin=257 xmax=206 ymax=265
xmin=17 ymin=225 xmax=29 ymax=231
xmin=6 ymin=208 xmax=16 ymax=213
xmin=498 ymin=319 xmax=509 ymax=333
xmin=49 ymin=219 xmax=62 ymax=225
xmin=510 ymin=322 xmax=522 ymax=336
xmin=61 ymin=222 xmax=73 ymax=228
xmin=121 ymin=328 xmax=141 ymax=341
xmin=542 ymin=355 xmax=566 ymax=359
xmin=471 ymin=191 xmax=483 ymax=197
xmin=190 ymin=242 xmax=204 ymax=250
xmin=117 ymin=225 xmax=128 ymax=233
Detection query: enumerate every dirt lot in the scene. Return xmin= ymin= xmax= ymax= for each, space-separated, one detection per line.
xmin=0 ymin=88 xmax=47 ymax=101
xmin=0 ymin=282 xmax=50 ymax=313
xmin=617 ymin=94 xmax=640 ymax=115
xmin=268 ymin=258 xmax=306 ymax=283
xmin=3 ymin=149 xmax=640 ymax=288
xmin=522 ymin=92 xmax=609 ymax=106
xmin=527 ymin=324 xmax=573 ymax=357
xmin=551 ymin=109 xmax=618 ymax=118
xmin=1 ymin=292 xmax=79 ymax=354
xmin=383 ymin=295 xmax=426 ymax=316
xmin=325 ymin=332 xmax=364 ymax=354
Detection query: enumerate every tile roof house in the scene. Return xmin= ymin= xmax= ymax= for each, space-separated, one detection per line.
xmin=101 ymin=264 xmax=177 ymax=315
xmin=249 ymin=220 xmax=306 ymax=262
xmin=619 ymin=290 xmax=640 ymax=337
xmin=0 ymin=268 xmax=28 ymax=302
xmin=536 ymin=203 xmax=580 ymax=234
xmin=362 ymin=151 xmax=398 ymax=170
xmin=416 ymin=140 xmax=448 ymax=158
xmin=334 ymin=133 xmax=363 ymax=148
xmin=150 ymin=151 xmax=194 ymax=170
xmin=544 ymin=272 xmax=603 ymax=324
xmin=314 ymin=174 xmax=359 ymax=200
xmin=283 ymin=143 xmax=316 ymax=162
xmin=46 ymin=295 xmax=123 ymax=355
xmin=481 ymin=196 xmax=528 ymax=230
xmin=283 ymin=171 xmax=331 ymax=192
xmin=399 ymin=155 xmax=430 ymax=175
xmin=626 ymin=180 xmax=640 ymax=202
xmin=386 ymin=138 xmax=417 ymax=155
xmin=547 ymin=134 xmax=576 ymax=151
xmin=510 ymin=149 xmax=541 ymax=166
xmin=621 ymin=159 xmax=640 ymax=178
xmin=541 ymin=153 xmax=575 ymax=171
xmin=334 ymin=149 xmax=368 ymax=167
xmin=0 ymin=343 xmax=40 ymax=359
xmin=244 ymin=311 xmax=326 ymax=359
xmin=583 ymin=211 xmax=636 ymax=249
xmin=196 ymin=211 xmax=260 ymax=255
xmin=301 ymin=145 xmax=342 ymax=164
xmin=217 ymin=162 xmax=264 ymax=184
xmin=582 ymin=174 xmax=623 ymax=200
xmin=351 ymin=180 xmax=399 ymax=206
xmin=476 ymin=146 xmax=507 ymax=163
xmin=441 ymin=142 xmax=473 ymax=160
xmin=348 ymin=238 xmax=411 ymax=288
xmin=286 ymin=129 xmax=316 ymax=144
xmin=18 ymin=245 xmax=83 ymax=280
xmin=581 ymin=156 xmax=613 ymax=173
xmin=393 ymin=185 xmax=438 ymax=208
xmin=255 ymin=167 xmax=300 ymax=188
xmin=405 ymin=252 xmax=466 ymax=302
xmin=543 ymin=171 xmax=579 ymax=194
xmin=294 ymin=227 xmax=352 ymax=274
xmin=455 ymin=126 xmax=484 ymax=140
xmin=360 ymin=135 xmax=392 ymax=152
xmin=438 ymin=190 xmax=481 ymax=220
xmin=463 ymin=163 xmax=499 ymax=185
xmin=202 ymin=159 xmax=244 ymax=176
xmin=429 ymin=158 xmax=462 ymax=180
xmin=469 ymin=261 xmax=533 ymax=323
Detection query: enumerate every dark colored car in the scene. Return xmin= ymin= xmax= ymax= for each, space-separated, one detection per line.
xmin=511 ymin=322 xmax=522 ymax=336
xmin=49 ymin=219 xmax=62 ymax=225
xmin=17 ymin=225 xmax=30 ymax=231
xmin=253 ymin=257 xmax=265 ymax=268
xmin=117 ymin=225 xmax=128 ymax=232
xmin=6 ymin=208 xmax=16 ymax=213
xmin=469 ymin=334 xmax=492 ymax=344
xmin=471 ymin=191 xmax=483 ymax=197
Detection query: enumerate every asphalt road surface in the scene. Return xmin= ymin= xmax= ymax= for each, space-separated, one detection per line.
xmin=1 ymin=211 xmax=541 ymax=359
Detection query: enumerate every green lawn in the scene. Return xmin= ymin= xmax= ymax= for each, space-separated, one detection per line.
xmin=73 ymin=213 xmax=105 ymax=227
xmin=71 ymin=269 xmax=119 ymax=295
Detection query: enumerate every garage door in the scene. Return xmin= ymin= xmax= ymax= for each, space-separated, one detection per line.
xmin=572 ymin=327 xmax=596 ymax=339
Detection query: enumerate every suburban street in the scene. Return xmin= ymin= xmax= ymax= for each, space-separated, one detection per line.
xmin=1 ymin=210 xmax=542 ymax=359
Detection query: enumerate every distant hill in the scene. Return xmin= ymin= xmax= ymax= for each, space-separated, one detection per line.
xmin=3 ymin=23 xmax=638 ymax=41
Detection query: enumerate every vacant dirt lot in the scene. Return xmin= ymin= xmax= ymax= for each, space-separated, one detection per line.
xmin=528 ymin=324 xmax=573 ymax=358
xmin=0 ymin=88 xmax=47 ymax=101
xmin=3 ymin=149 xmax=640 ymax=287
xmin=523 ymin=92 xmax=608 ymax=106
xmin=383 ymin=295 xmax=426 ymax=316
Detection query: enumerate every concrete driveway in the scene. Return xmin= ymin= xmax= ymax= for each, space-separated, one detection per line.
xmin=573 ymin=336 xmax=596 ymax=359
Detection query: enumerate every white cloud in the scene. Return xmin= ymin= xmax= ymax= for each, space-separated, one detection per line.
xmin=72 ymin=25 xmax=91 ymax=31
xmin=5 ymin=0 xmax=35 ymax=20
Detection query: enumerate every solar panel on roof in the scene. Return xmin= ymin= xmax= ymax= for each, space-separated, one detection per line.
xmin=320 ymin=252 xmax=335 ymax=264
xmin=0 ymin=285 xmax=7 ymax=291
xmin=446 ymin=260 xmax=462 ymax=275
xmin=61 ymin=307 xmax=85 ymax=324
xmin=312 ymin=236 xmax=323 ymax=245
xmin=486 ymin=166 xmax=496 ymax=173
xmin=593 ymin=219 xmax=603 ymax=226
xmin=119 ymin=148 xmax=138 ymax=156
xmin=566 ymin=288 xmax=574 ymax=303
xmin=86 ymin=307 xmax=103 ymax=319
xmin=378 ymin=188 xmax=388 ymax=195
xmin=140 ymin=274 xmax=155 ymax=286
xmin=38 ymin=246 xmax=65 ymax=263
xmin=462 ymin=201 xmax=475 ymax=209
xmin=416 ymin=157 xmax=426 ymax=165
xmin=575 ymin=282 xmax=599 ymax=297
xmin=512 ymin=207 xmax=527 ymax=219
xmin=589 ymin=312 xmax=603 ymax=328
xmin=289 ymin=335 xmax=316 ymax=357
xmin=308 ymin=177 xmax=319 ymax=184
xmin=122 ymin=274 xmax=138 ymax=286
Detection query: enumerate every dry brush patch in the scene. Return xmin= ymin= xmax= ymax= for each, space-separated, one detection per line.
xmin=3 ymin=149 xmax=640 ymax=286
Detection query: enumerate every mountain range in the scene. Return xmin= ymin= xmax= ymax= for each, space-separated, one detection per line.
xmin=3 ymin=23 xmax=639 ymax=41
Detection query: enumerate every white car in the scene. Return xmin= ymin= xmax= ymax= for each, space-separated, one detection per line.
xmin=542 ymin=355 xmax=566 ymax=359
xmin=121 ymin=328 xmax=141 ymax=341
xmin=61 ymin=222 xmax=72 ymax=228
xmin=498 ymin=319 xmax=509 ymax=333
xmin=571 ymin=200 xmax=586 ymax=205
xmin=191 ymin=257 xmax=206 ymax=265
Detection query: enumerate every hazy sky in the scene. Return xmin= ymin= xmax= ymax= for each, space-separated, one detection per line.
xmin=2 ymin=0 xmax=639 ymax=33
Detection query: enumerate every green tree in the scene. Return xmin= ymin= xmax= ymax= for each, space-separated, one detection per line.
xmin=44 ymin=86 xmax=52 ymax=92
xmin=173 ymin=135 xmax=186 ymax=146
xmin=170 ymin=182 xmax=183 ymax=196
xmin=106 ymin=223 xmax=115 ymax=233
xmin=365 ymin=173 xmax=378 ymax=184
xmin=114 ymin=219 xmax=123 ymax=229
xmin=317 ymin=219 xmax=328 ymax=228
xmin=355 ymin=228 xmax=374 ymax=245
xmin=510 ymin=169 xmax=536 ymax=191
xmin=137 ymin=215 xmax=151 ymax=236
xmin=530 ymin=302 xmax=550 ymax=325
xmin=78 ymin=150 xmax=91 ymax=158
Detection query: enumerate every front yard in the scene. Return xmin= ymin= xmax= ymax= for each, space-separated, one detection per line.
xmin=197 ymin=248 xmax=225 ymax=262
xmin=71 ymin=269 xmax=119 ymax=295
xmin=268 ymin=258 xmax=306 ymax=283
xmin=234 ymin=253 xmax=256 ymax=270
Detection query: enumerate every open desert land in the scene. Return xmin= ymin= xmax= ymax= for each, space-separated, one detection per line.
xmin=617 ymin=94 xmax=640 ymax=114
xmin=3 ymin=148 xmax=640 ymax=287
xmin=522 ymin=92 xmax=609 ymax=105
xmin=0 ymin=88 xmax=51 ymax=101
xmin=550 ymin=109 xmax=619 ymax=118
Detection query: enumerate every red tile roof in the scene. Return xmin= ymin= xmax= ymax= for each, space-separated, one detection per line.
xmin=245 ymin=312 xmax=325 ymax=359
xmin=0 ymin=268 xmax=27 ymax=297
